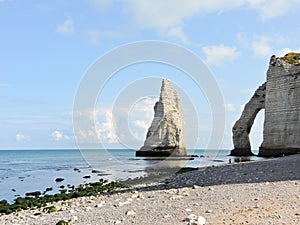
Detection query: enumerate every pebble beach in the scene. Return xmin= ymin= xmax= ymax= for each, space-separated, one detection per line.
xmin=1 ymin=154 xmax=299 ymax=225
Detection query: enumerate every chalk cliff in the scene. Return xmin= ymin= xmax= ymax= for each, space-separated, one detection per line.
xmin=259 ymin=54 xmax=300 ymax=156
xmin=136 ymin=79 xmax=186 ymax=157
xmin=231 ymin=53 xmax=300 ymax=157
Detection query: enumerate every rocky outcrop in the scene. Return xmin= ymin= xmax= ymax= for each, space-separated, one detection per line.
xmin=136 ymin=79 xmax=186 ymax=157
xmin=231 ymin=82 xmax=266 ymax=156
xmin=231 ymin=53 xmax=300 ymax=157
xmin=259 ymin=54 xmax=300 ymax=156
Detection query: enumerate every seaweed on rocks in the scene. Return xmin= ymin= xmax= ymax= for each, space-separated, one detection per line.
xmin=0 ymin=181 xmax=128 ymax=215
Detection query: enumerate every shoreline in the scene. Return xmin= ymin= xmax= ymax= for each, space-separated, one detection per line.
xmin=0 ymin=149 xmax=263 ymax=203
xmin=1 ymin=154 xmax=299 ymax=224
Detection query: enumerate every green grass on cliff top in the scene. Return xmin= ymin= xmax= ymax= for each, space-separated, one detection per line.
xmin=280 ymin=52 xmax=300 ymax=64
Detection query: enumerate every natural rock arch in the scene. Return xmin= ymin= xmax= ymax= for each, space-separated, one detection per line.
xmin=230 ymin=82 xmax=266 ymax=156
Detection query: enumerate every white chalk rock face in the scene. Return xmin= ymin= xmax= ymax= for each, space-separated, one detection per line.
xmin=260 ymin=54 xmax=300 ymax=156
xmin=136 ymin=79 xmax=186 ymax=156
xmin=231 ymin=53 xmax=300 ymax=157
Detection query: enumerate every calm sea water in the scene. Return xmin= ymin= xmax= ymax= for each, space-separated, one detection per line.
xmin=0 ymin=149 xmax=261 ymax=202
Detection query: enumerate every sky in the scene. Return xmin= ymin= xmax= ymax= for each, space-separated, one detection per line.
xmin=1 ymin=0 xmax=300 ymax=150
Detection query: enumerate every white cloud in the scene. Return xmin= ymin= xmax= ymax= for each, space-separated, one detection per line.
xmin=87 ymin=29 xmax=101 ymax=45
xmin=251 ymin=36 xmax=272 ymax=57
xmin=277 ymin=47 xmax=300 ymax=57
xmin=51 ymin=130 xmax=71 ymax=141
xmin=128 ymin=96 xmax=157 ymax=141
xmin=224 ymin=103 xmax=236 ymax=112
xmin=125 ymin=0 xmax=244 ymax=43
xmin=56 ymin=17 xmax=74 ymax=34
xmin=123 ymin=0 xmax=300 ymax=42
xmin=134 ymin=120 xmax=150 ymax=130
xmin=87 ymin=29 xmax=123 ymax=45
xmin=87 ymin=1 xmax=300 ymax=43
xmin=167 ymin=27 xmax=189 ymax=44
xmin=74 ymin=109 xmax=118 ymax=144
xmin=247 ymin=0 xmax=300 ymax=20
xmin=90 ymin=0 xmax=113 ymax=11
xmin=95 ymin=111 xmax=118 ymax=143
xmin=126 ymin=0 xmax=243 ymax=29
xmin=16 ymin=134 xmax=30 ymax=142
xmin=202 ymin=44 xmax=239 ymax=66
xmin=51 ymin=130 xmax=63 ymax=141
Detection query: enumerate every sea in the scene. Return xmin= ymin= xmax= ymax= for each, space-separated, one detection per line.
xmin=0 ymin=149 xmax=262 ymax=203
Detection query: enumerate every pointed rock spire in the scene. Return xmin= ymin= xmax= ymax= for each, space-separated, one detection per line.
xmin=136 ymin=79 xmax=186 ymax=157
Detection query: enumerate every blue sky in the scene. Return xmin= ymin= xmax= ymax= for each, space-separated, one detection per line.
xmin=1 ymin=0 xmax=300 ymax=150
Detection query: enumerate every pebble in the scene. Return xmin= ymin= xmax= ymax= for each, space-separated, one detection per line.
xmin=184 ymin=214 xmax=206 ymax=225
xmin=85 ymin=206 xmax=92 ymax=211
xmin=205 ymin=209 xmax=212 ymax=213
xmin=126 ymin=209 xmax=136 ymax=215
xmin=170 ymin=195 xmax=183 ymax=200
xmin=72 ymin=215 xmax=79 ymax=221
xmin=131 ymin=192 xmax=143 ymax=198
xmin=254 ymin=204 xmax=260 ymax=208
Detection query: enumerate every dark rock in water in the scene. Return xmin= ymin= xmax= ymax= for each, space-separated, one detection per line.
xmin=73 ymin=168 xmax=80 ymax=172
xmin=98 ymin=178 xmax=108 ymax=183
xmin=67 ymin=184 xmax=75 ymax=190
xmin=83 ymin=175 xmax=91 ymax=179
xmin=234 ymin=157 xmax=251 ymax=163
xmin=97 ymin=173 xmax=112 ymax=176
xmin=25 ymin=191 xmax=41 ymax=197
xmin=136 ymin=79 xmax=186 ymax=157
xmin=59 ymin=185 xmax=65 ymax=189
xmin=60 ymin=189 xmax=67 ymax=194
xmin=11 ymin=189 xmax=16 ymax=192
xmin=91 ymin=169 xmax=102 ymax=173
xmin=45 ymin=187 xmax=53 ymax=192
xmin=55 ymin=178 xmax=64 ymax=182
xmin=230 ymin=148 xmax=255 ymax=157
xmin=43 ymin=187 xmax=53 ymax=194
xmin=18 ymin=177 xmax=25 ymax=179
xmin=212 ymin=159 xmax=225 ymax=162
